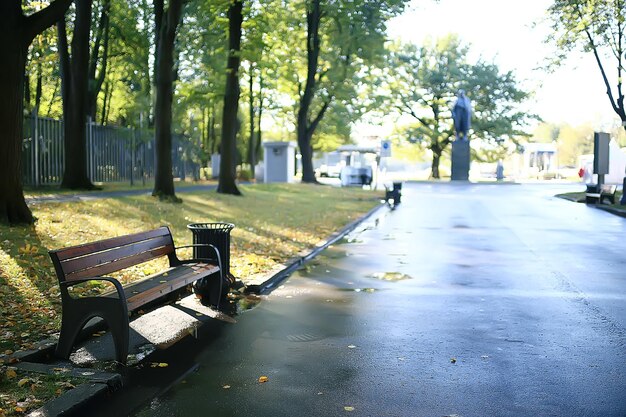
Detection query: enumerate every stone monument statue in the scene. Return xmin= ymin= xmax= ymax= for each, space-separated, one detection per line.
xmin=451 ymin=89 xmax=472 ymax=180
xmin=452 ymin=89 xmax=472 ymax=141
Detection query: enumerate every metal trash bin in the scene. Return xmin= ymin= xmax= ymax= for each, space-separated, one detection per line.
xmin=385 ymin=182 xmax=402 ymax=207
xmin=187 ymin=222 xmax=235 ymax=306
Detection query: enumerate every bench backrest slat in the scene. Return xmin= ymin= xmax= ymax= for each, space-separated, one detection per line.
xmin=53 ymin=228 xmax=171 ymax=261
xmin=49 ymin=227 xmax=175 ymax=282
xmin=65 ymin=245 xmax=173 ymax=281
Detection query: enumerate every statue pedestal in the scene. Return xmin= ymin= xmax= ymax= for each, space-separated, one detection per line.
xmin=451 ymin=140 xmax=470 ymax=181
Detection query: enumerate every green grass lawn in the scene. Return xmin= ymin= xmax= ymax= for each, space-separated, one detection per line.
xmin=1 ymin=183 xmax=381 ymax=352
xmin=0 ymin=183 xmax=382 ymax=415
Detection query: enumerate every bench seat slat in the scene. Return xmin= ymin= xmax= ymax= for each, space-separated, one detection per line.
xmin=60 ymin=235 xmax=174 ymax=277
xmin=51 ymin=227 xmax=172 ymax=261
xmin=66 ymin=246 xmax=173 ymax=281
xmin=101 ymin=263 xmax=219 ymax=311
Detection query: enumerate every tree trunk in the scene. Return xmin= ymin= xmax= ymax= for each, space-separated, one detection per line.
xmin=100 ymin=80 xmax=111 ymax=125
xmin=35 ymin=61 xmax=43 ymax=112
xmin=248 ymin=67 xmax=256 ymax=179
xmin=87 ymin=0 xmax=110 ymax=121
xmin=24 ymin=66 xmax=32 ymax=112
xmin=0 ymin=34 xmax=33 ymax=223
xmin=431 ymin=152 xmax=441 ymax=179
xmin=217 ymin=0 xmax=243 ymax=195
xmin=296 ymin=0 xmax=322 ymax=183
xmin=152 ymin=0 xmax=184 ymax=200
xmin=209 ymin=102 xmax=217 ymax=154
xmin=59 ymin=0 xmax=95 ymax=189
xmin=256 ymin=72 xmax=263 ymax=160
xmin=0 ymin=0 xmax=72 ymax=224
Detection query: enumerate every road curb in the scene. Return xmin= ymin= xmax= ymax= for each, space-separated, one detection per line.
xmin=245 ymin=202 xmax=387 ymax=295
xmin=595 ymin=204 xmax=626 ymax=218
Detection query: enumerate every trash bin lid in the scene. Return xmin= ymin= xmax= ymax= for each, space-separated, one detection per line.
xmin=187 ymin=222 xmax=235 ymax=231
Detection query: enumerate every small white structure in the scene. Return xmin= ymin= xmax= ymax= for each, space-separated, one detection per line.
xmin=263 ymin=141 xmax=296 ymax=183
xmin=520 ymin=142 xmax=558 ymax=179
xmin=211 ymin=153 xmax=220 ymax=179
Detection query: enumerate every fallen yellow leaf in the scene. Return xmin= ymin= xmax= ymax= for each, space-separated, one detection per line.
xmin=158 ymin=363 xmax=169 ymax=368
xmin=17 ymin=378 xmax=30 ymax=387
xmin=5 ymin=369 xmax=17 ymax=379
xmin=258 ymin=376 xmax=269 ymax=383
xmin=14 ymin=407 xmax=24 ymax=413
xmin=222 ymin=385 xmax=231 ymax=389
xmin=344 ymin=406 xmax=355 ymax=412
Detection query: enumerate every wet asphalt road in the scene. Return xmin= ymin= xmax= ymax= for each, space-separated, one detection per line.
xmin=119 ymin=182 xmax=626 ymax=417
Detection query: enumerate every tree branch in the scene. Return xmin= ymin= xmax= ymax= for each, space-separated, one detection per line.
xmin=308 ymin=98 xmax=332 ymax=135
xmin=24 ymin=0 xmax=73 ymax=46
xmin=585 ymin=27 xmax=621 ymax=115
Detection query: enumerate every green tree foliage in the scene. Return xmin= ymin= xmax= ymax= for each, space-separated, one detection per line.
xmin=291 ymin=0 xmax=407 ymax=182
xmin=547 ymin=0 xmax=626 ymax=129
xmin=385 ymin=35 xmax=534 ymax=178
xmin=8 ymin=0 xmax=413 ymax=200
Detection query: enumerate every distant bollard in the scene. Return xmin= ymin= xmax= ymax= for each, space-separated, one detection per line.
xmin=392 ymin=182 xmax=402 ymax=205
xmin=621 ymin=177 xmax=626 ymax=205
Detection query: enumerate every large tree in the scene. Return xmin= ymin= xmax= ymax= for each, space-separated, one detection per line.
xmin=386 ymin=36 xmax=533 ymax=178
xmin=58 ymin=0 xmax=96 ymax=189
xmin=152 ymin=0 xmax=185 ymax=200
xmin=0 ymin=0 xmax=73 ymax=224
xmin=547 ymin=0 xmax=626 ymax=131
xmin=217 ymin=0 xmax=243 ymax=195
xmin=295 ymin=0 xmax=406 ymax=183
xmin=296 ymin=0 xmax=328 ymax=183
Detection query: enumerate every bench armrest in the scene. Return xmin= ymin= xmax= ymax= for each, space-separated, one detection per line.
xmin=175 ymin=244 xmax=223 ymax=271
xmin=60 ymin=276 xmax=127 ymax=302
xmin=175 ymin=244 xmax=226 ymax=308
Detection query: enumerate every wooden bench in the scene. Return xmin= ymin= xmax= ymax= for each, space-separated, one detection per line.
xmin=585 ymin=184 xmax=617 ymax=204
xmin=49 ymin=226 xmax=222 ymax=364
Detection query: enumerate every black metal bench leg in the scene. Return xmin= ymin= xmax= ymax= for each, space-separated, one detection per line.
xmin=55 ymin=297 xmax=129 ymax=364
xmin=106 ymin=308 xmax=129 ymax=364
xmin=95 ymin=298 xmax=130 ymax=364
xmin=55 ymin=308 xmax=88 ymax=360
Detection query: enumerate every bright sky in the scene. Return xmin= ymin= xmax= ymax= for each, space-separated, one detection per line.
xmin=383 ymin=0 xmax=618 ymax=132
